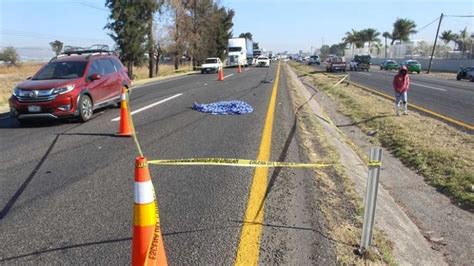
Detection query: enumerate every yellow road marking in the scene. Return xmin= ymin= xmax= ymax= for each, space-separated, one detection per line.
xmin=235 ymin=62 xmax=281 ymax=265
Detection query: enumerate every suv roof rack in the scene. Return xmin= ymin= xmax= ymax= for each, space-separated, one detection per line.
xmin=62 ymin=44 xmax=111 ymax=55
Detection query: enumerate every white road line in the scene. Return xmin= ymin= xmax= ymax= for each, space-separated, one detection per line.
xmin=111 ymin=93 xmax=182 ymax=121
xmin=357 ymin=72 xmax=371 ymax=76
xmin=411 ymin=82 xmax=447 ymax=92
xmin=245 ymin=68 xmax=250 ymax=71
xmin=224 ymin=73 xmax=235 ymax=79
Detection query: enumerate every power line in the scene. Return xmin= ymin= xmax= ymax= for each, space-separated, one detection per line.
xmin=416 ymin=16 xmax=441 ymax=32
xmin=79 ymin=2 xmax=107 ymax=12
xmin=444 ymin=15 xmax=474 ymax=18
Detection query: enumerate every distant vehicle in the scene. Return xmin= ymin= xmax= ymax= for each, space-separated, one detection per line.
xmin=380 ymin=60 xmax=400 ymax=71
xmin=456 ymin=66 xmax=474 ymax=82
xmin=326 ymin=56 xmax=346 ymax=72
xmin=350 ymin=55 xmax=371 ymax=71
xmin=401 ymin=60 xmax=421 ymax=74
xmin=9 ymin=45 xmax=131 ymax=124
xmin=255 ymin=56 xmax=270 ymax=67
xmin=227 ymin=38 xmax=253 ymax=67
xmin=201 ymin=57 xmax=223 ymax=73
xmin=253 ymin=49 xmax=262 ymax=64
xmin=296 ymin=57 xmax=303 ymax=63
xmin=307 ymin=55 xmax=320 ymax=65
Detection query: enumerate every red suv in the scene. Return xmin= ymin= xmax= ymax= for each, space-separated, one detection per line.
xmin=9 ymin=48 xmax=131 ymax=123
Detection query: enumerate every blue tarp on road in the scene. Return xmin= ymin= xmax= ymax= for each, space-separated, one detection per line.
xmin=192 ymin=100 xmax=254 ymax=115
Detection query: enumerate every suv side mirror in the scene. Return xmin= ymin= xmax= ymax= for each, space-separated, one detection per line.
xmin=89 ymin=74 xmax=101 ymax=81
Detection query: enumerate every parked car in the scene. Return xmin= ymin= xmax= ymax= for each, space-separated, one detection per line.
xmin=307 ymin=55 xmax=321 ymax=65
xmin=456 ymin=66 xmax=474 ymax=82
xmin=380 ymin=60 xmax=400 ymax=71
xmin=401 ymin=60 xmax=421 ymax=74
xmin=201 ymin=57 xmax=223 ymax=73
xmin=9 ymin=46 xmax=131 ymax=124
xmin=255 ymin=56 xmax=270 ymax=67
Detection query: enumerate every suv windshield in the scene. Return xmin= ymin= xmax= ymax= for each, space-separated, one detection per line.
xmin=205 ymin=59 xmax=218 ymax=63
xmin=33 ymin=61 xmax=87 ymax=80
xmin=228 ymin=47 xmax=241 ymax=52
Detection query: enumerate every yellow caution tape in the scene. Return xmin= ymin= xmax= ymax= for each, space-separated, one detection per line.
xmin=367 ymin=161 xmax=382 ymax=167
xmin=148 ymin=158 xmax=333 ymax=168
xmin=148 ymin=158 xmax=381 ymax=168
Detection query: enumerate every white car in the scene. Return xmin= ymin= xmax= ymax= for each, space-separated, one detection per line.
xmin=255 ymin=56 xmax=270 ymax=67
xmin=201 ymin=57 xmax=223 ymax=73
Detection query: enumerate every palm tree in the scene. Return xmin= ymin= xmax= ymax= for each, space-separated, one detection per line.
xmin=361 ymin=28 xmax=381 ymax=55
xmin=439 ymin=30 xmax=457 ymax=56
xmin=391 ymin=18 xmax=417 ymax=45
xmin=342 ymin=29 xmax=360 ymax=56
xmin=382 ymin=31 xmax=391 ymax=58
xmin=456 ymin=27 xmax=469 ymax=58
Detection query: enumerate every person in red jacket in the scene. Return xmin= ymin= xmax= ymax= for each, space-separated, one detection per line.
xmin=393 ymin=65 xmax=410 ymax=115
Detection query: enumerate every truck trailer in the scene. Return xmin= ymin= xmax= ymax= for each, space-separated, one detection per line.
xmin=227 ymin=38 xmax=254 ymax=67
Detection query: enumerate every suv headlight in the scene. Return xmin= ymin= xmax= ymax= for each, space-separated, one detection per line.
xmin=52 ymin=84 xmax=75 ymax=95
xmin=12 ymin=87 xmax=20 ymax=96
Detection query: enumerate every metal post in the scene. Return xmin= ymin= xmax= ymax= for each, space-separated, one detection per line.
xmin=359 ymin=147 xmax=383 ymax=254
xmin=427 ymin=13 xmax=443 ymax=74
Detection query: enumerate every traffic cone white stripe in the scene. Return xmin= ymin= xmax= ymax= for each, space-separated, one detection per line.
xmin=134 ymin=180 xmax=155 ymax=204
xmin=121 ymin=92 xmax=127 ymax=101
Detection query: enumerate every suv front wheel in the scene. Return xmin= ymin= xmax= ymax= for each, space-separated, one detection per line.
xmin=78 ymin=94 xmax=93 ymax=122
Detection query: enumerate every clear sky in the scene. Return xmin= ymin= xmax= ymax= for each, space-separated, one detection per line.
xmin=1 ymin=0 xmax=473 ymax=54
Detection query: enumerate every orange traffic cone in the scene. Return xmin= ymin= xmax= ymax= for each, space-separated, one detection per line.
xmin=218 ymin=66 xmax=224 ymax=81
xmin=116 ymin=87 xmax=133 ymax=137
xmin=132 ymin=156 xmax=168 ymax=266
xmin=237 ymin=64 xmax=242 ymax=73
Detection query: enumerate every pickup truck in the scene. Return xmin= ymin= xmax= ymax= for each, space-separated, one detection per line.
xmin=326 ymin=56 xmax=346 ymax=72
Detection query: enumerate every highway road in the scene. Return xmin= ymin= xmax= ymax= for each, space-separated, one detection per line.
xmin=0 ymin=64 xmax=335 ymax=264
xmin=312 ymin=64 xmax=474 ymax=126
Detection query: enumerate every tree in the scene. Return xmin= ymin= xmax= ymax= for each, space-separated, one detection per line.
xmin=253 ymin=42 xmax=259 ymax=50
xmin=212 ymin=5 xmax=234 ymax=61
xmin=342 ymin=29 xmax=359 ymax=54
xmin=455 ymin=27 xmax=470 ymax=58
xmin=0 ymin=47 xmax=19 ymax=67
xmin=49 ymin=40 xmax=64 ymax=55
xmin=143 ymin=0 xmax=162 ymax=78
xmin=105 ymin=0 xmax=150 ymax=78
xmin=361 ymin=28 xmax=380 ymax=54
xmin=382 ymin=31 xmax=391 ymax=58
xmin=391 ymin=18 xmax=417 ymax=45
xmin=320 ymin=44 xmax=330 ymax=57
xmin=239 ymin=32 xmax=253 ymax=40
xmin=188 ymin=0 xmax=215 ymax=68
xmin=329 ymin=43 xmax=345 ymax=56
xmin=439 ymin=30 xmax=457 ymax=56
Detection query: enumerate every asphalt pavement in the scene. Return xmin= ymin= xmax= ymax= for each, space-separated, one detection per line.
xmin=311 ymin=64 xmax=474 ymax=125
xmin=0 ymin=64 xmax=334 ymax=264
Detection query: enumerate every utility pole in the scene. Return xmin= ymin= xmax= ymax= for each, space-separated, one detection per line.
xmin=384 ymin=36 xmax=388 ymax=59
xmin=427 ymin=13 xmax=443 ymax=74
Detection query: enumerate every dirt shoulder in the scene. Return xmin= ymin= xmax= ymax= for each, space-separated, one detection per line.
xmin=287 ymin=63 xmax=473 ymax=265
xmin=285 ymin=65 xmax=397 ymax=264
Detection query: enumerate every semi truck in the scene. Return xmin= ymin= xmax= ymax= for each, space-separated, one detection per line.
xmin=227 ymin=38 xmax=253 ymax=67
